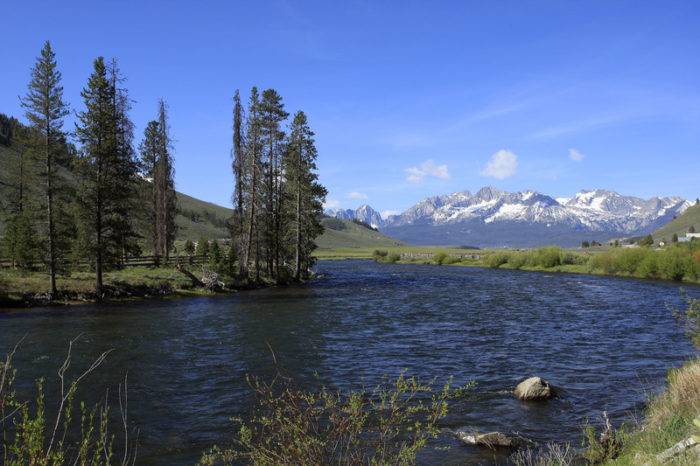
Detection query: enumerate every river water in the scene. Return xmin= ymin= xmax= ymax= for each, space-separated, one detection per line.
xmin=1 ymin=260 xmax=698 ymax=464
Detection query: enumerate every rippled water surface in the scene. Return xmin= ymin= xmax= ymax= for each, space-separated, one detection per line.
xmin=1 ymin=260 xmax=698 ymax=464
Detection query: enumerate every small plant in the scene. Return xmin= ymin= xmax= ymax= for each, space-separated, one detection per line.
xmin=672 ymin=290 xmax=700 ymax=347
xmin=582 ymin=411 xmax=625 ymax=464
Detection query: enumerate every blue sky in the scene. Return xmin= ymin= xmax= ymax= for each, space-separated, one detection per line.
xmin=2 ymin=1 xmax=699 ymax=215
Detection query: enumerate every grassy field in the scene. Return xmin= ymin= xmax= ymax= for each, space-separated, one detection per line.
xmin=0 ymin=266 xmax=213 ymax=305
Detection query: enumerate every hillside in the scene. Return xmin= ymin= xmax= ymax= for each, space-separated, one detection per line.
xmin=652 ymin=201 xmax=700 ymax=241
xmin=316 ymin=218 xmax=403 ymax=249
xmin=175 ymin=191 xmax=232 ymax=240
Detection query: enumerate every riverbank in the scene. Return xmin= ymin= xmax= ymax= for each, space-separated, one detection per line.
xmin=601 ymin=358 xmax=700 ymax=465
xmin=0 ymin=266 xmax=270 ymax=308
xmin=321 ymin=245 xmax=700 ymax=285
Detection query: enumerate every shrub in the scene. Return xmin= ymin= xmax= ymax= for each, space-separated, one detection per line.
xmin=533 ymin=247 xmax=563 ymax=268
xmin=616 ymin=248 xmax=648 ymax=275
xmin=1 ymin=338 xmax=137 ymax=464
xmin=658 ymin=248 xmax=692 ymax=281
xmin=371 ymin=249 xmax=388 ymax=261
xmin=433 ymin=252 xmax=448 ymax=265
xmin=507 ymin=251 xmax=528 ymax=269
xmin=485 ymin=251 xmax=510 ymax=268
xmin=200 ymin=374 xmax=464 ymax=466
xmin=386 ymin=253 xmax=401 ymax=263
xmin=582 ymin=412 xmax=625 ymax=463
xmin=636 ymin=253 xmax=659 ymax=279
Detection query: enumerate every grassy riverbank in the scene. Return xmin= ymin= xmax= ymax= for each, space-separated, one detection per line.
xmin=346 ymin=243 xmax=700 ymax=285
xmin=0 ymin=266 xmax=216 ymax=307
xmin=602 ymin=358 xmax=700 ymax=465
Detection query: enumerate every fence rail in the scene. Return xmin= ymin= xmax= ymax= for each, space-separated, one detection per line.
xmin=0 ymin=254 xmax=209 ymax=270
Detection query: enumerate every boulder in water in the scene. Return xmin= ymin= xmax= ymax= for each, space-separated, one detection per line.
xmin=455 ymin=430 xmax=530 ymax=448
xmin=514 ymin=376 xmax=553 ymax=401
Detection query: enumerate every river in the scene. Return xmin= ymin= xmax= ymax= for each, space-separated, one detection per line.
xmin=1 ymin=260 xmax=698 ymax=464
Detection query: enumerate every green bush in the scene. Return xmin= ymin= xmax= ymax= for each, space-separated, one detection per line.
xmin=386 ymin=253 xmax=401 ymax=263
xmin=636 ymin=253 xmax=659 ymax=279
xmin=506 ymin=251 xmax=528 ymax=269
xmin=433 ymin=252 xmax=448 ymax=265
xmin=658 ymin=247 xmax=693 ymax=281
xmin=200 ymin=374 xmax=463 ymax=466
xmin=371 ymin=249 xmax=388 ymax=261
xmin=533 ymin=247 xmax=563 ymax=268
xmin=485 ymin=251 xmax=510 ymax=268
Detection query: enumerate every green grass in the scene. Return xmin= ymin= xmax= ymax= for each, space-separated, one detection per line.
xmin=654 ymin=202 xmax=700 ymax=243
xmin=0 ymin=266 xmax=213 ymax=303
xmin=174 ymin=191 xmax=232 ymax=240
xmin=604 ymin=359 xmax=700 ymax=465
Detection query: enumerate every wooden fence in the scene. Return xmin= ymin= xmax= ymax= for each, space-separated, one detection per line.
xmin=0 ymin=254 xmax=209 ymax=270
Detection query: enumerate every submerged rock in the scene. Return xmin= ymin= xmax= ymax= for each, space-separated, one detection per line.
xmin=455 ymin=430 xmax=531 ymax=449
xmin=514 ymin=376 xmax=553 ymax=401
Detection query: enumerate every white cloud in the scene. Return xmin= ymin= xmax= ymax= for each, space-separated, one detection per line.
xmin=381 ymin=210 xmax=400 ymax=218
xmin=323 ymin=199 xmax=340 ymax=209
xmin=480 ymin=149 xmax=518 ymax=180
xmin=347 ymin=191 xmax=368 ymax=200
xmin=405 ymin=159 xmax=450 ymax=183
xmin=568 ymin=148 xmax=585 ymax=162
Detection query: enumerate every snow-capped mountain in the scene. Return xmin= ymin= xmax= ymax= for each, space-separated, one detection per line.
xmin=325 ymin=204 xmax=384 ymax=228
xmin=332 ymin=187 xmax=690 ymax=247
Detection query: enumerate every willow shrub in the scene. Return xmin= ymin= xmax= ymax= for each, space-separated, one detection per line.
xmin=1 ymin=340 xmax=136 ymax=466
xmin=587 ymin=246 xmax=698 ymax=281
xmin=200 ymin=374 xmax=472 ymax=466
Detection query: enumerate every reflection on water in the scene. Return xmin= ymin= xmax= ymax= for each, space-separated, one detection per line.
xmin=1 ymin=260 xmax=697 ymax=464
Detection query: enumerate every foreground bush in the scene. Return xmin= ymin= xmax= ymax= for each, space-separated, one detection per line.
xmin=1 ymin=338 xmax=136 ymax=465
xmin=200 ymin=374 xmax=470 ymax=466
xmin=588 ymin=244 xmax=699 ymax=282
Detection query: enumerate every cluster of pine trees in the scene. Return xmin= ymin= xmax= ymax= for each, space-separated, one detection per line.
xmin=0 ymin=41 xmax=177 ymax=298
xmin=1 ymin=42 xmax=327 ymax=298
xmin=231 ymin=88 xmax=326 ymax=282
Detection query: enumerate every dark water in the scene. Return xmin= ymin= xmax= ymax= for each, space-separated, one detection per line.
xmin=1 ymin=260 xmax=698 ymax=465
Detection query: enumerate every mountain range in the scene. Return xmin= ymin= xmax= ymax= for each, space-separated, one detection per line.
xmin=326 ymin=187 xmax=691 ymax=247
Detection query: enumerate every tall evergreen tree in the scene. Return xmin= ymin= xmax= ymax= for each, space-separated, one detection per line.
xmin=75 ymin=57 xmax=138 ymax=297
xmin=138 ymin=120 xmax=161 ymax=254
xmin=242 ymin=87 xmax=263 ymax=280
xmin=154 ymin=100 xmax=177 ymax=259
xmin=284 ymin=111 xmax=326 ymax=280
xmin=232 ymin=89 xmax=245 ymax=274
xmin=21 ymin=41 xmax=70 ymax=298
xmin=259 ymin=89 xmax=288 ymax=277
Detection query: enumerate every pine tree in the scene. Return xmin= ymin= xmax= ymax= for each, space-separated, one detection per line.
xmin=197 ymin=236 xmax=210 ymax=259
xmin=154 ymin=99 xmax=177 ymax=259
xmin=672 ymin=233 xmax=679 ymax=243
xmin=231 ymin=90 xmax=245 ymax=274
xmin=242 ymin=88 xmax=263 ymax=280
xmin=690 ymin=226 xmax=696 ymax=234
xmin=75 ymin=57 xmax=138 ymax=297
xmin=21 ymin=41 xmax=70 ymax=298
xmin=260 ymin=89 xmax=288 ymax=277
xmin=1 ymin=210 xmax=35 ymax=268
xmin=284 ymin=111 xmax=327 ymax=281
xmin=139 ymin=120 xmax=161 ymax=254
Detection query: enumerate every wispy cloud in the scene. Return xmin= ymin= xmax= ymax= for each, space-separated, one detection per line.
xmin=323 ymin=199 xmax=340 ymax=209
xmin=405 ymin=160 xmax=450 ymax=183
xmin=347 ymin=191 xmax=368 ymax=200
xmin=568 ymin=148 xmax=585 ymax=162
xmin=480 ymin=149 xmax=518 ymax=179
xmin=531 ymin=114 xmax=632 ymax=140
